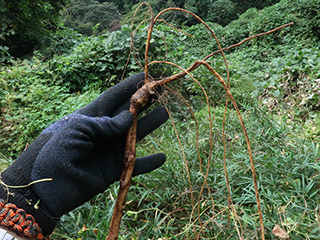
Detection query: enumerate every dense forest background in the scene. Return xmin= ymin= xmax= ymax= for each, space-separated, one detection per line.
xmin=1 ymin=0 xmax=320 ymax=239
xmin=1 ymin=0 xmax=282 ymax=56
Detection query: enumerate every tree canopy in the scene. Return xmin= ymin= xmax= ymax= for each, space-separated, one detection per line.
xmin=0 ymin=0 xmax=282 ymax=58
xmin=117 ymin=0 xmax=281 ymax=28
xmin=63 ymin=0 xmax=121 ymax=35
xmin=0 ymin=0 xmax=69 ymax=57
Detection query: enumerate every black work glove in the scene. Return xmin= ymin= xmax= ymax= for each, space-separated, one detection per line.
xmin=0 ymin=73 xmax=168 ymax=235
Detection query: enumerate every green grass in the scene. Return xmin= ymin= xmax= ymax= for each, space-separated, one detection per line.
xmin=1 ymin=64 xmax=319 ymax=238
xmin=1 ymin=53 xmax=319 ymax=240
xmin=49 ymin=104 xmax=320 ymax=239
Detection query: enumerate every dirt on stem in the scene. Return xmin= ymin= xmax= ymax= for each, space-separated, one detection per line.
xmin=106 ymin=81 xmax=160 ymax=239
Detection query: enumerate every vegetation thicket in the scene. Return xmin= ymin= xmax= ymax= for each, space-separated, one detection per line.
xmin=0 ymin=0 xmax=319 ymax=239
xmin=0 ymin=0 xmax=69 ymax=57
xmin=63 ymin=0 xmax=122 ymax=35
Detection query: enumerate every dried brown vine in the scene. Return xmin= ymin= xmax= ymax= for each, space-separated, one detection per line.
xmin=106 ymin=5 xmax=293 ymax=239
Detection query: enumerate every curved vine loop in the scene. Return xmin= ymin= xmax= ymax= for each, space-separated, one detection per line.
xmin=106 ymin=4 xmax=293 ymax=239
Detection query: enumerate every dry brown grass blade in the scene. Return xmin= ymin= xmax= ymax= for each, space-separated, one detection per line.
xmin=196 ymin=60 xmax=264 ymax=238
xmin=164 ymin=75 xmax=215 ymax=235
xmin=164 ymin=86 xmax=196 ymax=206
xmin=222 ymin=97 xmax=232 ymax=229
xmin=153 ymin=208 xmax=188 ymax=235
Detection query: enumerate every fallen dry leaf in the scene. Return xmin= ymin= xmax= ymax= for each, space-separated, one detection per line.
xmin=272 ymin=224 xmax=289 ymax=239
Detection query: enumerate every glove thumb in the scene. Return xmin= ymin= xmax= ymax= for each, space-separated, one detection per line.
xmin=133 ymin=153 xmax=166 ymax=176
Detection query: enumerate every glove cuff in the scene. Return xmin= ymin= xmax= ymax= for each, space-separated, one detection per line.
xmin=0 ymin=199 xmax=49 ymax=239
xmin=0 ymin=134 xmax=58 ymax=235
xmin=0 ymin=186 xmax=57 ymax=236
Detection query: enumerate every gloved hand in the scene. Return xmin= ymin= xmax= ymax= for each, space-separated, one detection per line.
xmin=0 ymin=73 xmax=168 ymax=235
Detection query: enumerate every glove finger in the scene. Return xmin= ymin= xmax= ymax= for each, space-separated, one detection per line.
xmin=107 ymin=110 xmax=134 ymax=137
xmin=132 ymin=153 xmax=166 ymax=176
xmin=76 ymin=73 xmax=145 ymax=117
xmin=136 ymin=107 xmax=169 ymax=141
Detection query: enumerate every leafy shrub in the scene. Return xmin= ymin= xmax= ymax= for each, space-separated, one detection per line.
xmin=0 ymin=45 xmax=12 ymax=66
xmin=40 ymin=27 xmax=83 ymax=59
xmin=220 ymin=0 xmax=320 ymax=49
xmin=169 ymin=0 xmax=320 ymax=112
xmin=49 ymin=24 xmax=186 ymax=91
xmin=0 ymin=21 xmax=190 ymax=156
xmin=63 ymin=0 xmax=121 ymax=35
xmin=119 ymin=0 xmax=281 ymax=28
xmin=254 ymin=47 xmax=320 ymax=117
xmin=183 ymin=0 xmax=320 ymax=52
xmin=0 ymin=58 xmax=100 ymax=156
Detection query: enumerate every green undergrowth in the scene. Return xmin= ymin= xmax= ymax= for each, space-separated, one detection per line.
xmin=0 ymin=58 xmax=100 ymax=156
xmin=50 ymin=105 xmax=320 ymax=239
xmin=1 ymin=0 xmax=320 ymax=238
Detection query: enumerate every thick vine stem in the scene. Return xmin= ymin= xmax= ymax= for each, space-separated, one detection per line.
xmin=106 ymin=81 xmax=160 ymax=240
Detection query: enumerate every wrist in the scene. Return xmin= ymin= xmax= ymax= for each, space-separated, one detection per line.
xmin=0 ymin=199 xmax=49 ymax=239
xmin=0 ymin=226 xmax=36 ymax=240
xmin=0 ymin=185 xmax=57 ymax=236
xmin=0 ymin=134 xmax=57 ymax=235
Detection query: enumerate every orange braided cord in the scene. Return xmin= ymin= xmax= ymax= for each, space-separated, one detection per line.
xmin=0 ymin=200 xmax=49 ymax=240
